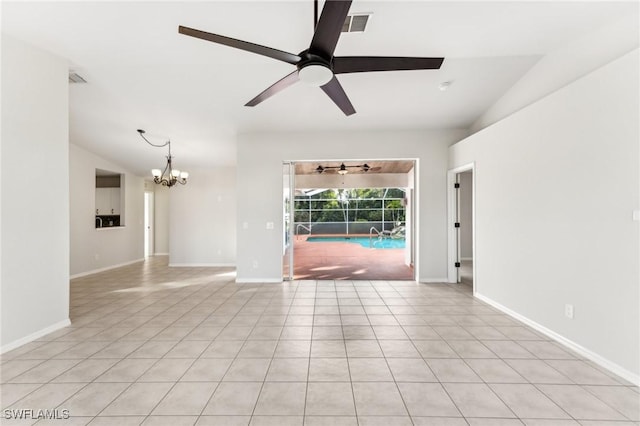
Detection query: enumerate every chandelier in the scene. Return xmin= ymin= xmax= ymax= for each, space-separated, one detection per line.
xmin=137 ymin=129 xmax=188 ymax=187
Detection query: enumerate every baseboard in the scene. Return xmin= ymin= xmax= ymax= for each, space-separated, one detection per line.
xmin=460 ymin=257 xmax=473 ymax=261
xmin=1 ymin=319 xmax=71 ymax=354
xmin=235 ymin=278 xmax=284 ymax=284
xmin=419 ymin=277 xmax=449 ymax=283
xmin=153 ymin=253 xmax=169 ymax=256
xmin=169 ymin=263 xmax=235 ymax=267
xmin=475 ymin=292 xmax=640 ymax=386
xmin=70 ymin=258 xmax=145 ymax=279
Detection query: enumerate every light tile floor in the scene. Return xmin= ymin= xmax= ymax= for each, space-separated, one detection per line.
xmin=1 ymin=257 xmax=638 ymax=425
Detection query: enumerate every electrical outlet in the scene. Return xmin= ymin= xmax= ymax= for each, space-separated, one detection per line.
xmin=266 ymin=222 xmax=274 ymax=230
xmin=565 ymin=304 xmax=574 ymax=319
xmin=252 ymin=260 xmax=259 ymax=269
xmin=94 ymin=254 xmax=99 ymax=261
xmin=243 ymin=222 xmax=249 ymax=230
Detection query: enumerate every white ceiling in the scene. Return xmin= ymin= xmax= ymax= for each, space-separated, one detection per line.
xmin=2 ymin=1 xmax=635 ymax=175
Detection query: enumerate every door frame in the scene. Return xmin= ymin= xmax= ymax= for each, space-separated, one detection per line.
xmin=447 ymin=162 xmax=476 ymax=292
xmin=144 ymin=191 xmax=155 ymax=258
xmin=284 ymin=158 xmax=418 ymax=281
xmin=283 ymin=162 xmax=295 ymax=280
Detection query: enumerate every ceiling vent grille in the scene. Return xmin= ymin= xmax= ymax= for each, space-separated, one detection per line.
xmin=69 ymin=72 xmax=87 ymax=84
xmin=342 ymin=13 xmax=371 ymax=33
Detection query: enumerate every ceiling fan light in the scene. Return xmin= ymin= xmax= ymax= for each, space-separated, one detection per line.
xmin=298 ymin=64 xmax=333 ymax=87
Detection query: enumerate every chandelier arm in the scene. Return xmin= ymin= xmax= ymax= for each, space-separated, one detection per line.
xmin=168 ymin=155 xmax=178 ymax=186
xmin=137 ymin=129 xmax=170 ymax=148
xmin=161 ymin=156 xmax=172 ymax=184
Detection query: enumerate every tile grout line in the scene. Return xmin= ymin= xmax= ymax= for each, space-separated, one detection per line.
xmin=373 ymin=279 xmax=426 ymax=425
xmin=200 ymin=280 xmax=273 ymax=424
xmin=3 ymin=258 xmax=638 ymax=425
xmin=137 ymin=281 xmax=238 ymax=424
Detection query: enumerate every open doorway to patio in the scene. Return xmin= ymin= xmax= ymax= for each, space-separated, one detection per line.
xmin=283 ymin=160 xmax=416 ymax=280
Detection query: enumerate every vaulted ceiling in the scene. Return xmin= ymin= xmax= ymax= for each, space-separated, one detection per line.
xmin=2 ymin=1 xmax=635 ymax=175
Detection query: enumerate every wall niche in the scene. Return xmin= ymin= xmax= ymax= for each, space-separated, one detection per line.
xmin=95 ymin=169 xmax=124 ymax=228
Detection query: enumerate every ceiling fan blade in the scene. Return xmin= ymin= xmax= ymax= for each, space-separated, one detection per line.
xmin=309 ymin=0 xmax=352 ymax=58
xmin=320 ymin=76 xmax=355 ymax=116
xmin=368 ymin=167 xmax=382 ymax=172
xmin=245 ymin=70 xmax=300 ymax=107
xmin=333 ymin=56 xmax=444 ymax=74
xmin=179 ymin=25 xmax=301 ymax=65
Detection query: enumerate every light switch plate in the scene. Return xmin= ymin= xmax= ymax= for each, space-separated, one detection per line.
xmin=266 ymin=222 xmax=274 ymax=230
xmin=633 ymin=210 xmax=640 ymax=221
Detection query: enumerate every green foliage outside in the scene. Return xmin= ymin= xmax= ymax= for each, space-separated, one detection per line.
xmin=294 ymin=188 xmax=405 ymax=223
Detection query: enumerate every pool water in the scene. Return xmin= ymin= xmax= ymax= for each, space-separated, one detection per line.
xmin=306 ymin=236 xmax=405 ymax=249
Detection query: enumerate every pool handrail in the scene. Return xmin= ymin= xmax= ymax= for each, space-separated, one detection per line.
xmin=296 ymin=223 xmax=312 ymax=240
xmin=369 ymin=226 xmax=383 ymax=248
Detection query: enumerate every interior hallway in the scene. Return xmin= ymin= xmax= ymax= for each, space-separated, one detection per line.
xmin=1 ymin=257 xmax=638 ymax=425
xmin=460 ymin=260 xmax=473 ymax=286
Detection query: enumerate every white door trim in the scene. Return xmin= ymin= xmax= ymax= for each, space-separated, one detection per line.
xmin=287 ymin=158 xmax=418 ymax=281
xmin=447 ymin=163 xmax=475 ymax=293
xmin=144 ymin=191 xmax=155 ymax=258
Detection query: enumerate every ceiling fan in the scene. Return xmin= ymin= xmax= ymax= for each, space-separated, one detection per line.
xmin=316 ymin=163 xmax=381 ymax=174
xmin=178 ymin=0 xmax=444 ymax=116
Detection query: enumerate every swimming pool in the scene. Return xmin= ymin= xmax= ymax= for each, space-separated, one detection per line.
xmin=306 ymin=236 xmax=405 ymax=249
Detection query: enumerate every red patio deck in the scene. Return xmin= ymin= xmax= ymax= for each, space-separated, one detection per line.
xmin=291 ymin=235 xmax=413 ymax=280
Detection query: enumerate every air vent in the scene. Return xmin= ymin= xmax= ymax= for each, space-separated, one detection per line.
xmin=68 ymin=72 xmax=87 ymax=84
xmin=342 ymin=13 xmax=371 ymax=33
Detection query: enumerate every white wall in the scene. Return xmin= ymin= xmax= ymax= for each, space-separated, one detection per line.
xmin=153 ymin=184 xmax=170 ymax=255
xmin=237 ymin=129 xmax=468 ymax=282
xmin=471 ymin=12 xmax=639 ymax=133
xmin=449 ymin=49 xmax=639 ymax=381
xmin=69 ymin=144 xmax=145 ymax=277
xmin=1 ymin=36 xmax=70 ymax=350
xmin=459 ymin=171 xmax=473 ymax=259
xmin=169 ymin=167 xmax=236 ymax=266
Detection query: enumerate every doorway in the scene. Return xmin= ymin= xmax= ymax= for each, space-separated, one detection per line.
xmin=457 ymin=171 xmax=473 ymax=286
xmin=144 ymin=191 xmax=154 ymax=258
xmin=448 ymin=164 xmax=475 ymax=291
xmin=283 ymin=160 xmax=417 ymax=281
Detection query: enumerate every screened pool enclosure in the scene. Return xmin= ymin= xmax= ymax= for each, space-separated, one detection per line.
xmin=293 ymin=188 xmax=406 ymax=236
